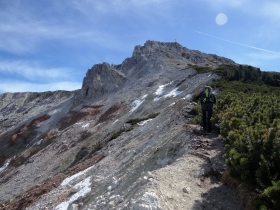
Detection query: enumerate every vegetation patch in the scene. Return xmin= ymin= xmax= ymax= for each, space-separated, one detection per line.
xmin=189 ymin=64 xmax=213 ymax=74
xmin=109 ymin=128 xmax=127 ymax=141
xmin=68 ymin=147 xmax=89 ymax=169
xmin=109 ymin=113 xmax=160 ymax=141
xmin=126 ymin=113 xmax=160 ymax=125
xmin=83 ymin=104 xmax=104 ymax=109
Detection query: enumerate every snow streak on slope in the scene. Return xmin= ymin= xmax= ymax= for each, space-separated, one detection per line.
xmin=154 ymin=82 xmax=182 ymax=101
xmin=55 ymin=177 xmax=92 ymax=210
xmin=0 ymin=159 xmax=11 ymax=174
xmin=164 ymin=88 xmax=182 ymax=98
xmin=129 ymin=94 xmax=148 ymax=114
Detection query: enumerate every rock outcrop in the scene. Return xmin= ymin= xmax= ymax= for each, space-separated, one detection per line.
xmin=73 ymin=40 xmax=235 ymax=105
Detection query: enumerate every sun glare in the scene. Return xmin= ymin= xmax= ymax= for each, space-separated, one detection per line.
xmin=215 ymin=13 xmax=228 ymax=25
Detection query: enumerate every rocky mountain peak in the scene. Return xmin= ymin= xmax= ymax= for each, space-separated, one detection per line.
xmin=0 ymin=40 xmax=244 ymax=210
xmin=74 ymin=40 xmax=235 ymax=106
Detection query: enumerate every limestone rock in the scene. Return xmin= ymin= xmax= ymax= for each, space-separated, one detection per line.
xmin=132 ymin=192 xmax=162 ymax=210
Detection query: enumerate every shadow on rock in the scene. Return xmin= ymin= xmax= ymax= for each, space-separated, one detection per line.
xmin=192 ymin=184 xmax=244 ymax=210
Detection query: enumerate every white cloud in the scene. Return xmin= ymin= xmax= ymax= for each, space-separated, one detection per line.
xmin=0 ymin=60 xmax=75 ymax=81
xmin=0 ymin=1 xmax=125 ymax=54
xmin=0 ymin=80 xmax=81 ymax=93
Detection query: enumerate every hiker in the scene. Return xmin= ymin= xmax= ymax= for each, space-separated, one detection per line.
xmin=196 ymin=86 xmax=216 ymax=133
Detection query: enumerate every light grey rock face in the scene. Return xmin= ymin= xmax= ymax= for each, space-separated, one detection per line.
xmin=80 ymin=62 xmax=126 ymax=100
xmin=122 ymin=40 xmax=235 ymax=71
xmin=0 ymin=90 xmax=75 ymax=135
xmin=73 ymin=40 xmax=235 ymax=105
xmin=132 ymin=192 xmax=162 ymax=210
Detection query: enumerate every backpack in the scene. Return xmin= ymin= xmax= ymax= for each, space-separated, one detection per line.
xmin=201 ymin=87 xmax=214 ymax=103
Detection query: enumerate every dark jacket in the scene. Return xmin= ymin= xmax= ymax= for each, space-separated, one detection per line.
xmin=196 ymin=89 xmax=216 ymax=111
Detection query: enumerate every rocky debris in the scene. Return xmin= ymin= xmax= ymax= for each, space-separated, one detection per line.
xmin=131 ymin=192 xmax=162 ymax=210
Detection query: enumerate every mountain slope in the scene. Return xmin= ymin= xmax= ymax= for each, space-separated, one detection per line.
xmin=0 ymin=41 xmax=243 ymax=210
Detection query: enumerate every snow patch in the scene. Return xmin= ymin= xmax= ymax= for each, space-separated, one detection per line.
xmin=132 ymin=192 xmax=162 ymax=210
xmin=82 ymin=123 xmax=90 ymax=128
xmin=141 ymin=94 xmax=148 ymax=99
xmin=61 ymin=165 xmax=95 ymax=186
xmin=154 ymin=82 xmax=182 ymax=101
xmin=154 ymin=82 xmax=173 ymax=96
xmin=36 ymin=139 xmax=43 ymax=145
xmin=155 ymin=85 xmax=166 ymax=96
xmin=153 ymin=97 xmax=161 ymax=102
xmin=138 ymin=119 xmax=153 ymax=126
xmin=164 ymin=88 xmax=182 ymax=98
xmin=130 ymin=99 xmax=144 ymax=113
xmin=168 ymin=102 xmax=175 ymax=107
xmin=113 ymin=119 xmax=119 ymax=124
xmin=182 ymin=94 xmax=192 ymax=100
xmin=49 ymin=109 xmax=59 ymax=115
xmin=55 ymin=177 xmax=92 ymax=210
xmin=0 ymin=159 xmax=11 ymax=174
xmin=129 ymin=94 xmax=149 ymax=114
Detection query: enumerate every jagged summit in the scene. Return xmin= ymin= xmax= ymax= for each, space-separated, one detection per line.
xmin=74 ymin=40 xmax=235 ymax=104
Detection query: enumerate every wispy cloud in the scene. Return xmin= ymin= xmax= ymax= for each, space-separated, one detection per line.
xmin=194 ymin=31 xmax=280 ymax=55
xmin=0 ymin=60 xmax=75 ymax=81
xmin=0 ymin=80 xmax=81 ymax=93
xmin=0 ymin=1 xmax=124 ymax=54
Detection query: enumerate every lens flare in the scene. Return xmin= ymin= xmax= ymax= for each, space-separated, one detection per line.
xmin=215 ymin=13 xmax=228 ymax=25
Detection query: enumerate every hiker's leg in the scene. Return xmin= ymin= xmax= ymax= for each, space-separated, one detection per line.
xmin=207 ymin=109 xmax=213 ymax=133
xmin=202 ymin=110 xmax=207 ymax=131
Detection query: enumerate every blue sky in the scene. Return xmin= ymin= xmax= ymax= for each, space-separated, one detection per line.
xmin=1 ymin=0 xmax=280 ymax=93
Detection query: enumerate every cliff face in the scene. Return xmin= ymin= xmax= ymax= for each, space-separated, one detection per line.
xmin=0 ymin=41 xmax=243 ymax=210
xmin=77 ymin=62 xmax=126 ymax=101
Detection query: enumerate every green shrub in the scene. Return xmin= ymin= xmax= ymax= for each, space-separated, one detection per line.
xmin=110 ymin=128 xmax=126 ymax=141
xmin=217 ymin=93 xmax=280 ymax=208
xmin=264 ymin=180 xmax=280 ymax=209
xmin=191 ymin=64 xmax=280 ymax=208
xmin=126 ymin=113 xmax=160 ymax=125
xmin=111 ymin=113 xmax=160 ymax=141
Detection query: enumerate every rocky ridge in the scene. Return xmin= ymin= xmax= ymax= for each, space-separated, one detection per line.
xmin=0 ymin=40 xmax=243 ymax=210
